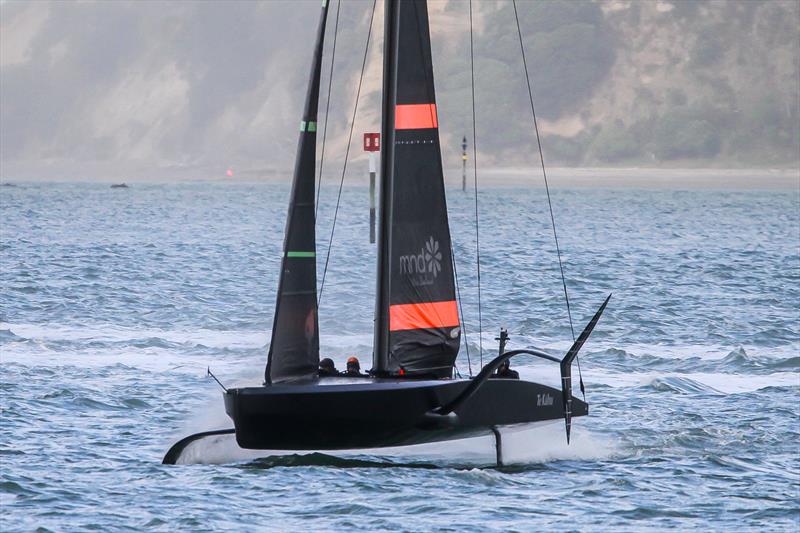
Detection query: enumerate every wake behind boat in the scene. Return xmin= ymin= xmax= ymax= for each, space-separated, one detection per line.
xmin=164 ymin=0 xmax=610 ymax=466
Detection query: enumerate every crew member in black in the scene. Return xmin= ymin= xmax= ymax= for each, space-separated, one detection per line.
xmin=319 ymin=358 xmax=339 ymax=377
xmin=344 ymin=357 xmax=366 ymax=377
xmin=492 ymin=359 xmax=519 ymax=379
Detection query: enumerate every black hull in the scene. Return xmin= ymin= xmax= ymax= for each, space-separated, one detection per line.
xmin=224 ymin=378 xmax=587 ymax=450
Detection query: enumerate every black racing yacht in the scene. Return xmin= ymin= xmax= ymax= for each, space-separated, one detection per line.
xmin=163 ymin=0 xmax=610 ymax=466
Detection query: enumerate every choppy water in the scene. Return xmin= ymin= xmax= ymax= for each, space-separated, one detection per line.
xmin=1 ymin=181 xmax=798 ymax=531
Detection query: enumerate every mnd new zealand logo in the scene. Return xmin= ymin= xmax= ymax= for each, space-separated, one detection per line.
xmin=399 ymin=236 xmax=442 ymax=285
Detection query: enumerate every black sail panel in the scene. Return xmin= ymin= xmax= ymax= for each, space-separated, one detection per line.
xmin=375 ymin=0 xmax=460 ymax=378
xmin=265 ymin=1 xmax=329 ymax=384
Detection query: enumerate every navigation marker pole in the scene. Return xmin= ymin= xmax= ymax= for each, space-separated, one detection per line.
xmin=364 ymin=132 xmax=380 ymax=243
xmin=461 ymin=135 xmax=467 ymax=191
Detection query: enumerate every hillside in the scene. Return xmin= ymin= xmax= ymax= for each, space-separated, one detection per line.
xmin=1 ymin=0 xmax=798 ymax=179
xmin=433 ymin=0 xmax=799 ymax=168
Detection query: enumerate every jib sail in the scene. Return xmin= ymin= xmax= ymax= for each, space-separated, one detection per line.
xmin=265 ymin=1 xmax=330 ymax=384
xmin=374 ymin=0 xmax=460 ymax=378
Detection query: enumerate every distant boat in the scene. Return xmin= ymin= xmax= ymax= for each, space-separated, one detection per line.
xmin=110 ymin=183 xmax=129 ymax=189
xmin=163 ymin=0 xmax=610 ymax=466
xmin=1 ymin=183 xmax=17 ymax=187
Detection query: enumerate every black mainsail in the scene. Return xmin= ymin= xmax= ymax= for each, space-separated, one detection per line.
xmin=265 ymin=1 xmax=330 ymax=384
xmin=374 ymin=0 xmax=460 ymax=378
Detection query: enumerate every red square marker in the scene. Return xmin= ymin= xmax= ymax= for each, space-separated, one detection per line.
xmin=363 ymin=132 xmax=380 ymax=152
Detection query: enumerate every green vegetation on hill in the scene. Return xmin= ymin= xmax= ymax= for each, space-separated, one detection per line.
xmin=1 ymin=0 xmax=796 ymax=173
xmin=434 ymin=0 xmax=799 ymax=168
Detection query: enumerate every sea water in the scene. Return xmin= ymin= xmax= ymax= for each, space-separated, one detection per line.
xmin=1 ymin=181 xmax=798 ymax=531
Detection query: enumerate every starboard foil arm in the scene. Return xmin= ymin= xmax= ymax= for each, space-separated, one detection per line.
xmin=560 ymin=293 xmax=611 ymax=443
xmin=432 ymin=294 xmax=612 ymax=443
xmin=162 ymin=428 xmax=235 ymax=465
xmin=431 ymin=348 xmax=557 ymax=418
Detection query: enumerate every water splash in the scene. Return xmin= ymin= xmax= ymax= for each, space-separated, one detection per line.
xmin=169 ymin=422 xmax=620 ymax=467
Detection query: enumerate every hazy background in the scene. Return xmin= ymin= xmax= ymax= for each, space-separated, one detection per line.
xmin=1 ymin=0 xmax=798 ymax=182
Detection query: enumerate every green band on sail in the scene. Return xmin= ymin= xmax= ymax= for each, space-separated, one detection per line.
xmin=307 ymin=121 xmax=317 ymax=132
xmin=300 ymin=120 xmax=307 ymax=132
xmin=322 ymin=0 xmax=327 ymax=6
xmin=286 ymin=251 xmax=316 ymax=258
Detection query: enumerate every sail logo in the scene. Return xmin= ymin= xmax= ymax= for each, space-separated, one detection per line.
xmin=399 ymin=236 xmax=442 ymax=284
xmin=537 ymin=393 xmax=554 ymax=407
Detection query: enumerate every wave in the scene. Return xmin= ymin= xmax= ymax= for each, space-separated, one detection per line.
xmin=2 ymin=322 xmax=797 ymax=398
xmin=647 ymin=376 xmax=724 ymax=395
xmin=718 ymin=346 xmax=800 ymax=372
xmin=574 ymin=345 xmax=800 ymax=375
xmin=597 ymin=370 xmax=798 ymax=394
xmin=241 ymin=453 xmax=441 ymax=470
xmin=0 ymin=322 xmax=269 ymax=349
xmin=710 ymin=455 xmax=800 ymax=481
xmin=0 ymin=329 xmax=22 ymax=342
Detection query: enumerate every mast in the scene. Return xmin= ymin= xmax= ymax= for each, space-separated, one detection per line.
xmin=374 ymin=0 xmax=398 ymax=373
xmin=265 ymin=0 xmax=330 ymax=384
xmin=373 ymin=0 xmax=460 ymax=378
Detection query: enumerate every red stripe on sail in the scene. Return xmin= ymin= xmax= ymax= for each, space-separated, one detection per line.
xmin=389 ymin=300 xmax=459 ymax=331
xmin=395 ymin=104 xmax=438 ymax=130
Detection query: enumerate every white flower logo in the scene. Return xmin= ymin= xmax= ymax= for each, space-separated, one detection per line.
xmin=423 ymin=236 xmax=442 ymax=278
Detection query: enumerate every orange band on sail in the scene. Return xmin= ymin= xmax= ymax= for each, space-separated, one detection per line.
xmin=389 ymin=300 xmax=459 ymax=331
xmin=395 ymin=104 xmax=438 ymax=130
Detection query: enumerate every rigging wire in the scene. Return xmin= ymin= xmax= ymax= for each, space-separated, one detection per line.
xmin=315 ymin=0 xmax=342 ymax=220
xmin=468 ymin=0 xmax=484 ymax=368
xmin=511 ymin=0 xmax=584 ymax=398
xmin=318 ymin=0 xmax=377 ymax=305
xmin=451 ymin=246 xmax=473 ymax=377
